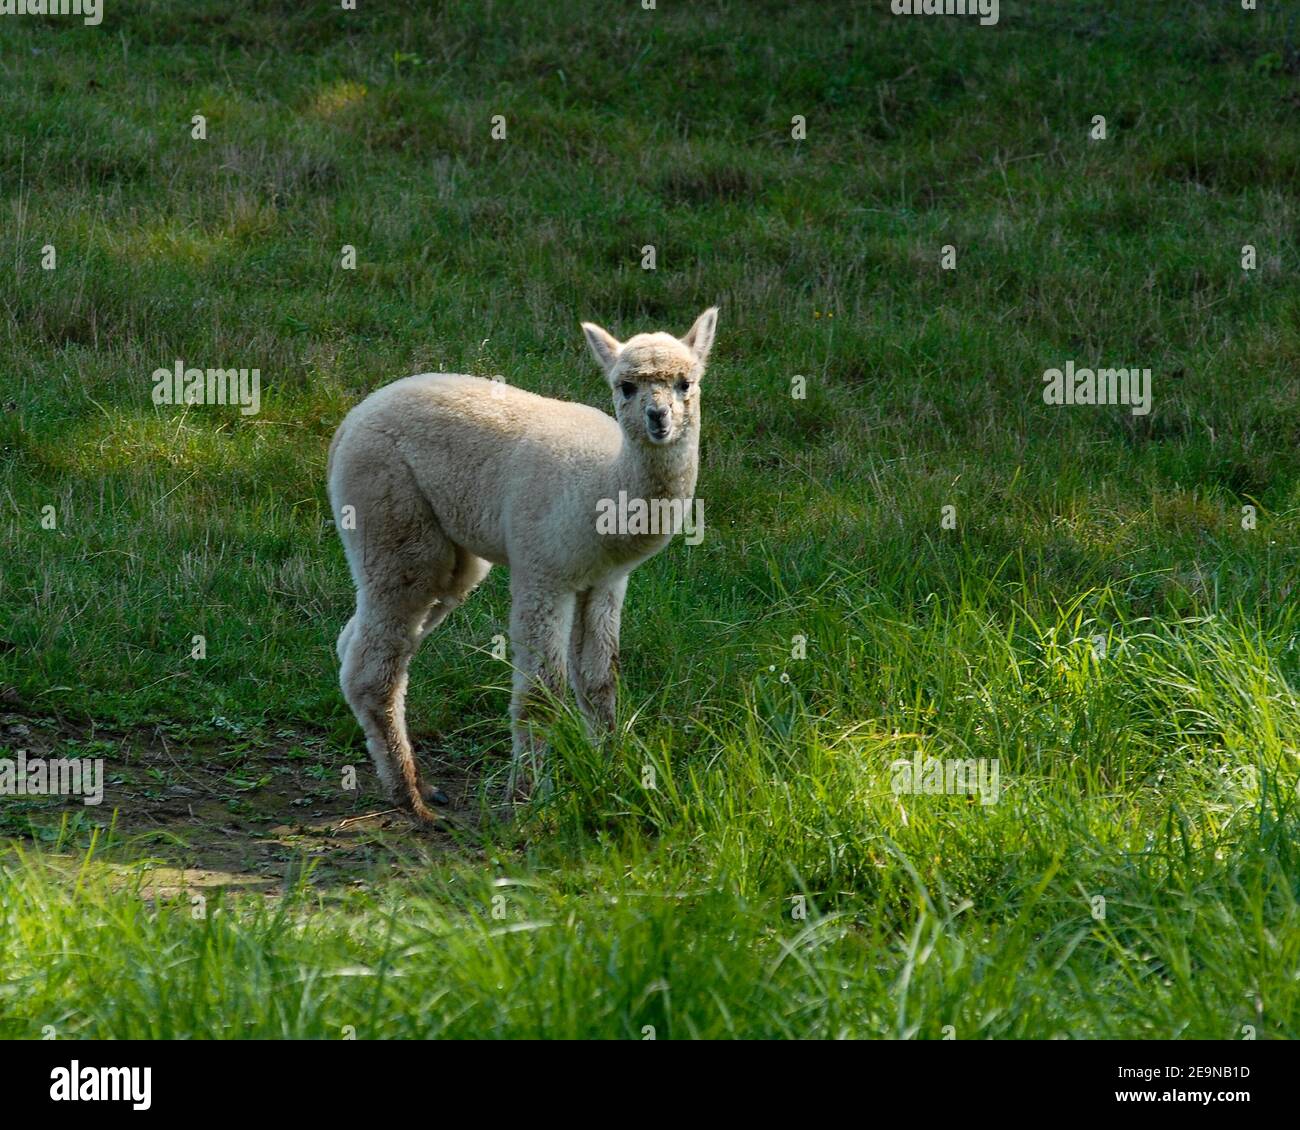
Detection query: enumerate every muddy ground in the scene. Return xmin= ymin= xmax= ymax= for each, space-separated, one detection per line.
xmin=0 ymin=711 xmax=485 ymax=898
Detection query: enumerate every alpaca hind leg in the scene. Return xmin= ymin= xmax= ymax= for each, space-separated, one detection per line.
xmin=341 ymin=606 xmax=433 ymax=818
xmin=405 ymin=550 xmax=491 ymax=805
xmin=417 ymin=548 xmax=491 ymax=643
xmin=334 ymin=462 xmax=457 ymax=821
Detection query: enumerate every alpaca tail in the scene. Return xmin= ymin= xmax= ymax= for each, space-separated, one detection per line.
xmin=326 ymin=420 xmax=346 ymax=480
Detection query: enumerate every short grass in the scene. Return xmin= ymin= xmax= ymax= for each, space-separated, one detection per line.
xmin=1 ymin=0 xmax=1299 ymax=1039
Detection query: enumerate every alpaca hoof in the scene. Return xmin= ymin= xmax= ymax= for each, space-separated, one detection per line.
xmin=405 ymin=800 xmax=444 ymax=827
xmin=421 ymin=782 xmax=450 ymax=806
xmin=390 ymin=787 xmax=442 ymax=824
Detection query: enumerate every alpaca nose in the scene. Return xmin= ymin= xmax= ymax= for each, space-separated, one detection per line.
xmin=647 ymin=407 xmax=668 ymax=428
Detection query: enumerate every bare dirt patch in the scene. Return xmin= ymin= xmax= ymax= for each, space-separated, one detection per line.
xmin=0 ymin=712 xmax=485 ymax=896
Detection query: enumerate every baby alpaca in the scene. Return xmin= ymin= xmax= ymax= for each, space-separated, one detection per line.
xmin=327 ymin=307 xmax=718 ymax=821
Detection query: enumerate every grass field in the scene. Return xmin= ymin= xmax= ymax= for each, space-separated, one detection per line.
xmin=2 ymin=0 xmax=1299 ymax=1039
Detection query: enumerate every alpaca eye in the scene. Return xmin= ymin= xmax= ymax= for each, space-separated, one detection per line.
xmin=675 ymin=379 xmax=691 ymax=394
xmin=619 ymin=382 xmax=636 ymax=397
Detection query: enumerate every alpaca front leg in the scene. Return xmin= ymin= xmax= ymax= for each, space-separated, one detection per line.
xmin=508 ymin=585 xmax=576 ymax=800
xmin=569 ymin=577 xmax=627 ymax=738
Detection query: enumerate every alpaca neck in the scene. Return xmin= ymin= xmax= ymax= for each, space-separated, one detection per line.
xmin=615 ymin=424 xmax=699 ymax=502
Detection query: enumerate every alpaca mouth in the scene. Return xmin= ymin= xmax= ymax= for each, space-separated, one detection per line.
xmin=646 ymin=423 xmax=672 ymax=444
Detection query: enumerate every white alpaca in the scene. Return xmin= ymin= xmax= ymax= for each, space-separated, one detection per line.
xmin=327 ymin=308 xmax=718 ymax=821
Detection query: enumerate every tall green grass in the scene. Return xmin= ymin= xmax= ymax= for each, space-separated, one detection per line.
xmin=4 ymin=595 xmax=1297 ymax=1038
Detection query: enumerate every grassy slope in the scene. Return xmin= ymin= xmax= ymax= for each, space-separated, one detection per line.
xmin=1 ymin=0 xmax=1299 ymax=1037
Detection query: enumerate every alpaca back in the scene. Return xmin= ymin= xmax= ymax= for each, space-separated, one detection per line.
xmin=332 ymin=373 xmax=627 ymax=575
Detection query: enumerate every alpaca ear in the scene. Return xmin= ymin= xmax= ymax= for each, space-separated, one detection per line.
xmin=581 ymin=322 xmax=621 ymax=374
xmin=681 ymin=306 xmax=719 ymax=366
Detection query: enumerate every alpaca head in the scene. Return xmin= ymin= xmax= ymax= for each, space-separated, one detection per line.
xmin=582 ymin=307 xmax=718 ymax=448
